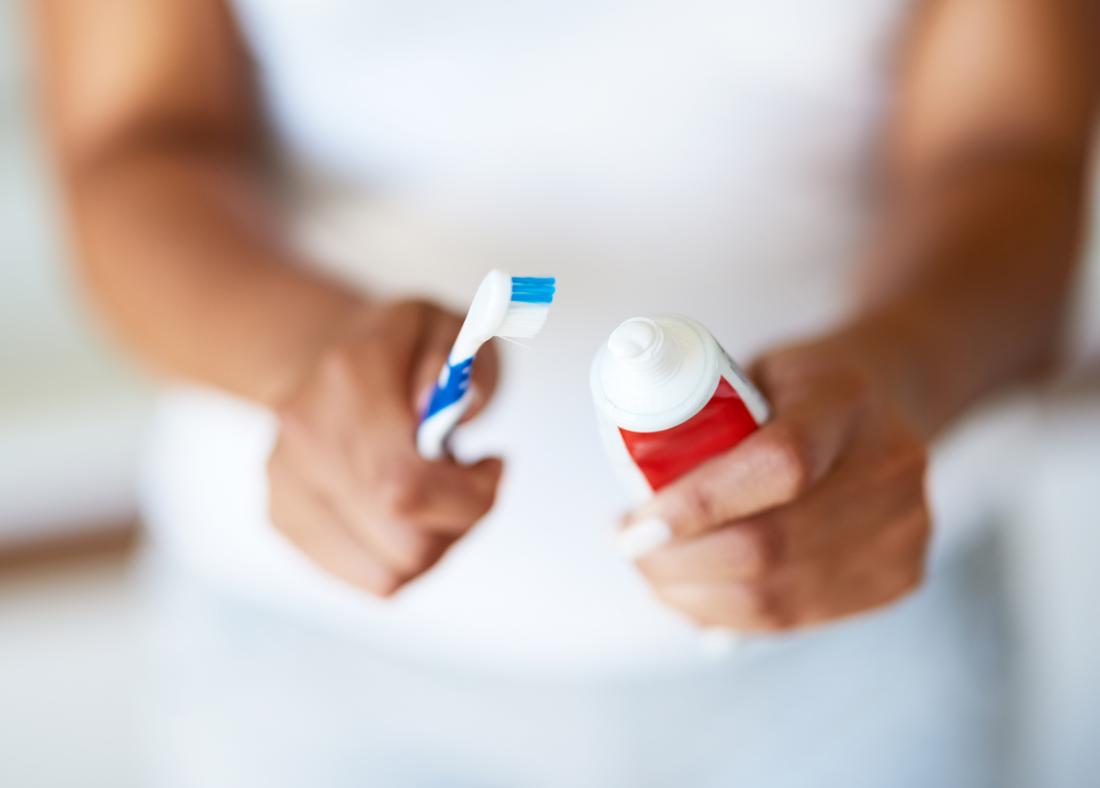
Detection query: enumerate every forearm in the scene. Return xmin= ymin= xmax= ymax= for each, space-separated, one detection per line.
xmin=63 ymin=143 xmax=364 ymax=406
xmin=834 ymin=154 xmax=1087 ymax=437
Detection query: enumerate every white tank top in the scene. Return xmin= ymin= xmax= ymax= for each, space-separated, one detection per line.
xmin=143 ymin=0 xmax=913 ymax=673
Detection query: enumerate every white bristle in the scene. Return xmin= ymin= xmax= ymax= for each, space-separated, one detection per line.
xmin=496 ymin=302 xmax=551 ymax=339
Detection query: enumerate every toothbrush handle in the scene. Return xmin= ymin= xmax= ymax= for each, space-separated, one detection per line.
xmin=417 ymin=356 xmax=475 ymax=460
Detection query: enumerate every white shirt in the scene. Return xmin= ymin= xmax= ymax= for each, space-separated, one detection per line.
xmin=143 ymin=0 xmax=942 ymax=674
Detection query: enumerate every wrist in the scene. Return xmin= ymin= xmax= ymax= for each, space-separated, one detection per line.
xmin=262 ymin=292 xmax=374 ymax=408
xmin=820 ymin=306 xmax=943 ymax=438
xmin=754 ymin=305 xmax=939 ymax=438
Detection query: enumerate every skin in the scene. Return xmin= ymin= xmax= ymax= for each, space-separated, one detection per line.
xmin=268 ymin=301 xmax=502 ymax=595
xmin=36 ymin=1 xmax=1098 ymax=622
xmin=627 ymin=0 xmax=1099 ymax=630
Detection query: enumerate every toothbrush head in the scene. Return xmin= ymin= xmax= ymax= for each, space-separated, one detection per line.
xmin=498 ymin=275 xmax=556 ymax=339
xmin=454 ymin=270 xmax=556 ymax=357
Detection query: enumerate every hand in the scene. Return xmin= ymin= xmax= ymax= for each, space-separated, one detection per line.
xmin=619 ymin=338 xmax=931 ymax=632
xmin=267 ymin=299 xmax=503 ymax=596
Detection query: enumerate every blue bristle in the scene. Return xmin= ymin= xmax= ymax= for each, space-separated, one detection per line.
xmin=510 ymin=276 xmax=556 ymax=304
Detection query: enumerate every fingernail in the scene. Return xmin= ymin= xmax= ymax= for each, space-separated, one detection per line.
xmin=616 ymin=518 xmax=671 ymax=559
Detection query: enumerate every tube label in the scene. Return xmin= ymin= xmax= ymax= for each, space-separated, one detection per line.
xmin=618 ymin=376 xmax=759 ymax=490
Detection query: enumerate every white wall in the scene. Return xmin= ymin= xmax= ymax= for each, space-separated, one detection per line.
xmin=0 ymin=0 xmax=151 ymax=539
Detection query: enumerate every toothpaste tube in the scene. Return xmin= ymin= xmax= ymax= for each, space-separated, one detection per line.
xmin=591 ymin=316 xmax=770 ymax=500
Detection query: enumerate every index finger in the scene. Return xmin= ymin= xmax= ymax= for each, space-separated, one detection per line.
xmin=617 ymin=403 xmax=857 ymax=558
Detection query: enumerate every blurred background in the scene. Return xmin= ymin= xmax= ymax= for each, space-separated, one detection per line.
xmin=2 ymin=0 xmax=1100 ymax=786
xmin=1 ymin=0 xmax=150 ymax=784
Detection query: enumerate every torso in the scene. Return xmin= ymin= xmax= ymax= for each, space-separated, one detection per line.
xmin=145 ymin=0 xmax=913 ymax=671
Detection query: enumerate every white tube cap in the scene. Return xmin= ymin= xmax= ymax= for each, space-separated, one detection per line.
xmin=606 ymin=318 xmax=681 ymax=384
xmin=594 ymin=315 xmax=715 ymax=431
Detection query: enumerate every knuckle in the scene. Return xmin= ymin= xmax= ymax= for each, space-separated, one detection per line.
xmin=650 ymin=582 xmax=706 ymax=625
xmin=904 ymin=559 xmax=926 ymax=594
xmin=902 ymin=511 xmax=932 ymax=583
xmin=844 ymin=367 xmax=873 ymax=412
xmin=762 ymin=427 xmax=813 ymax=499
xmin=393 ymin=532 xmax=443 ymax=576
xmin=733 ymin=583 xmax=795 ymax=632
xmin=898 ymin=432 xmax=928 ymax=470
xmin=469 ymin=493 xmax=496 ymax=523
xmin=267 ymin=500 xmax=304 ymax=544
xmin=467 ymin=470 xmax=501 ymax=520
xmin=277 ymin=408 xmax=331 ymax=460
xmin=908 ymin=439 xmax=930 ymax=476
xmin=910 ymin=506 xmax=932 ymax=546
xmin=378 ymin=466 xmax=425 ymax=517
xmin=731 ymin=520 xmax=785 ymax=577
xmin=880 ymin=556 xmax=926 ymax=609
xmin=265 ymin=462 xmax=294 ymax=531
xmin=396 ymin=298 xmax=432 ymax=319
xmin=679 ymin=480 xmax=722 ymax=530
xmin=317 ymin=347 xmax=358 ymax=386
xmin=889 ymin=496 xmax=932 ymax=546
xmin=265 ymin=449 xmax=286 ymax=484
xmin=881 ymin=425 xmax=929 ymax=480
xmin=368 ymin=570 xmax=404 ymax=598
xmin=276 ymin=410 xmax=310 ymax=445
xmin=750 ymin=353 xmax=790 ymax=393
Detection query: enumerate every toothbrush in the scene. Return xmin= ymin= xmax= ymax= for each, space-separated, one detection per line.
xmin=417 ymin=269 xmax=556 ymax=460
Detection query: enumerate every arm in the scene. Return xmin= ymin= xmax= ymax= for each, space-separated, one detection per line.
xmin=848 ymin=0 xmax=1099 ymax=437
xmin=622 ymin=0 xmax=1099 ymax=630
xmin=37 ymin=0 xmax=501 ymax=595
xmin=36 ymin=0 xmax=361 ymax=405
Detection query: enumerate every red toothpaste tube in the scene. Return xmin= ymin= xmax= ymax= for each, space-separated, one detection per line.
xmin=591 ymin=316 xmax=770 ymax=499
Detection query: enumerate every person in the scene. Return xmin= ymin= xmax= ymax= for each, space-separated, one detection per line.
xmin=36 ymin=1 xmax=1097 ymax=786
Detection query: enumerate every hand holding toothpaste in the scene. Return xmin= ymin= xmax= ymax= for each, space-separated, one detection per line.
xmin=618 ymin=336 xmax=931 ymax=633
xmin=267 ymin=299 xmax=503 ymax=596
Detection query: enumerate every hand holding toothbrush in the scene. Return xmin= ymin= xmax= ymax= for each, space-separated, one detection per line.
xmin=267 ymin=299 xmax=505 ymax=597
xmin=267 ymin=270 xmax=555 ymax=597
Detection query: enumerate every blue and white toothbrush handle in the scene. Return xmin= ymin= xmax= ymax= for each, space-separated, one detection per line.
xmin=417 ymin=355 xmax=475 ymax=460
